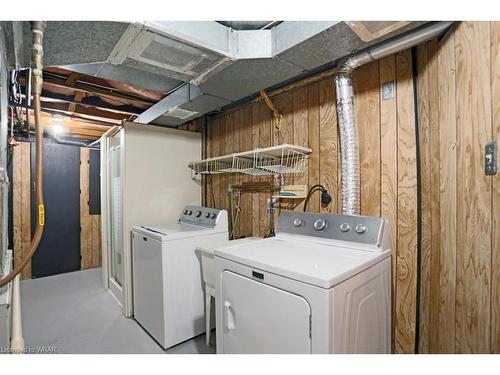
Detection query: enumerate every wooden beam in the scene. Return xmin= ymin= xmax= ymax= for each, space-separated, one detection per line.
xmin=41 ymin=74 xmax=157 ymax=108
xmin=40 ymin=100 xmax=130 ymax=121
xmin=45 ymin=66 xmax=165 ymax=102
xmin=24 ymin=111 xmax=112 ymax=139
xmin=39 ymin=93 xmax=139 ymax=116
xmin=67 ymin=91 xmax=84 ymax=113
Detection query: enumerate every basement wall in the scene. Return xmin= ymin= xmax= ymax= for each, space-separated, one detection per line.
xmin=203 ymin=21 xmax=500 ymax=354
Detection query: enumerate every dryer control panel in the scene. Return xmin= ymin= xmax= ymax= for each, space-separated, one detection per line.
xmin=179 ymin=205 xmax=228 ymax=229
xmin=277 ymin=211 xmax=387 ymax=248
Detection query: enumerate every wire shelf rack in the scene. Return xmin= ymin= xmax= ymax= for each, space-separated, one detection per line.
xmin=188 ymin=144 xmax=311 ymax=177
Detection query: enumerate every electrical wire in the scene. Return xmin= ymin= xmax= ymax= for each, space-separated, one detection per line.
xmin=303 ymin=184 xmax=331 ymax=212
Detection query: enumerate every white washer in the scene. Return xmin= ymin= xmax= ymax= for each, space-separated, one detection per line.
xmin=214 ymin=211 xmax=391 ymax=354
xmin=132 ymin=205 xmax=228 ymax=349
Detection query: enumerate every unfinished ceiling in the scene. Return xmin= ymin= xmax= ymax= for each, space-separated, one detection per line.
xmin=2 ymin=21 xmax=428 ymax=131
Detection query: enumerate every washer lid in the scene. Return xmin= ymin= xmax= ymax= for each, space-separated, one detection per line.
xmin=132 ymin=223 xmax=227 ymax=241
xmin=214 ymin=237 xmax=390 ymax=289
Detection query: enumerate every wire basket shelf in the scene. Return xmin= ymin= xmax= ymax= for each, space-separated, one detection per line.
xmin=188 ymin=144 xmax=310 ymax=177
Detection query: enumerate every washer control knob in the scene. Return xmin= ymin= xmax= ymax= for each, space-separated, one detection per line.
xmin=339 ymin=223 xmax=351 ymax=232
xmin=210 ymin=213 xmax=217 ymax=219
xmin=355 ymin=223 xmax=367 ymax=234
xmin=195 ymin=210 xmax=202 ymax=217
xmin=313 ymin=219 xmax=327 ymax=231
xmin=187 ymin=210 xmax=192 ymax=215
xmin=293 ymin=218 xmax=303 ymax=227
xmin=205 ymin=212 xmax=210 ymax=218
xmin=183 ymin=209 xmax=188 ymax=214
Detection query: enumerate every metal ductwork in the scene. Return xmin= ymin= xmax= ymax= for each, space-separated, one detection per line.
xmin=334 ymin=21 xmax=453 ymax=215
xmin=0 ymin=21 xmax=430 ymax=127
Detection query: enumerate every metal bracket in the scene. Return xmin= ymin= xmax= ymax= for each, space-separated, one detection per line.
xmin=485 ymin=141 xmax=497 ymax=176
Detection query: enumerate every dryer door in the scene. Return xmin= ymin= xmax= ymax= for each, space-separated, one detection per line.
xmin=221 ymin=270 xmax=311 ymax=353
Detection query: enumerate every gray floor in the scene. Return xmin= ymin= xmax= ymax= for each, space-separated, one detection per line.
xmin=20 ymin=268 xmax=215 ymax=354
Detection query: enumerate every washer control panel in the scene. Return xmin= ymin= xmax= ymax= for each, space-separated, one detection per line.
xmin=276 ymin=211 xmax=385 ymax=246
xmin=180 ymin=205 xmax=222 ymax=227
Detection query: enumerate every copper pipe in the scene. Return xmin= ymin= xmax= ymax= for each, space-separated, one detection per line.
xmin=0 ymin=21 xmax=47 ymax=288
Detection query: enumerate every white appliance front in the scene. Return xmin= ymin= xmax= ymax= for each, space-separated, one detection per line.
xmin=221 ymin=270 xmax=311 ymax=354
xmin=133 ymin=229 xmax=228 ymax=349
xmin=132 ymin=207 xmax=228 ymax=350
xmin=215 ymin=211 xmax=391 ymax=354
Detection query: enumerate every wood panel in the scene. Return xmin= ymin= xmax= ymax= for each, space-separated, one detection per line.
xmin=491 ymin=20 xmax=500 ymax=354
xmin=205 ymin=21 xmax=499 ymax=353
xmin=292 ymin=86 xmax=309 ymax=208
xmin=258 ymin=102 xmax=272 ymax=236
xmin=355 ymin=61 xmax=381 ymax=217
xmin=239 ymin=107 xmax=253 ymax=238
xmin=426 ymin=39 xmax=442 ymax=354
xmin=251 ymin=104 xmax=261 ymax=232
xmin=80 ymin=148 xmax=92 ymax=270
xmin=455 ymin=21 xmax=492 ymax=354
xmin=437 ymin=28 xmax=457 ymax=353
xmin=12 ymin=142 xmax=31 ymax=279
xmin=379 ymin=54 xmax=398 ymax=352
xmin=307 ymin=82 xmax=321 ymax=212
xmin=395 ymin=49 xmax=418 ymax=354
xmin=416 ymin=43 xmax=431 ymax=355
xmin=80 ymin=147 xmax=103 ymax=270
xmin=318 ymin=79 xmax=338 ymax=213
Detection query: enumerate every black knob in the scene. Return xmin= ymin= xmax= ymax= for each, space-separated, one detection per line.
xmin=211 ymin=213 xmax=216 ymax=219
xmin=205 ymin=212 xmax=210 ymax=218
xmin=183 ymin=209 xmax=188 ymax=214
xmin=187 ymin=210 xmax=192 ymax=215
xmin=195 ymin=210 xmax=202 ymax=217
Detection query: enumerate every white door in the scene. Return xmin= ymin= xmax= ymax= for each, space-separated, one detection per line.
xmin=107 ymin=145 xmax=124 ymax=304
xmin=221 ymin=271 xmax=311 ymax=354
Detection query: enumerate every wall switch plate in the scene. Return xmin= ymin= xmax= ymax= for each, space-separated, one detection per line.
xmin=382 ymin=81 xmax=395 ymax=100
xmin=485 ymin=141 xmax=497 ymax=176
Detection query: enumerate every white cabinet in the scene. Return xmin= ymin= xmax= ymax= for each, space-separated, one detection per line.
xmin=100 ymin=122 xmax=201 ymax=316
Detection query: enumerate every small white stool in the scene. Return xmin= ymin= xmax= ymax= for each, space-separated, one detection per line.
xmin=198 ymin=245 xmax=216 ymax=346
xmin=197 ymin=238 xmax=260 ymax=346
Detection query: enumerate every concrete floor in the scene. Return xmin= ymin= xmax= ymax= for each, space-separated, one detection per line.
xmin=20 ymin=268 xmax=215 ymax=354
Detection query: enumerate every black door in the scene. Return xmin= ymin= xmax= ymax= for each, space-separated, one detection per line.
xmin=31 ymin=142 xmax=81 ymax=278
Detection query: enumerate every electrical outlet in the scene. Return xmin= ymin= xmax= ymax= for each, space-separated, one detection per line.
xmin=485 ymin=141 xmax=497 ymax=176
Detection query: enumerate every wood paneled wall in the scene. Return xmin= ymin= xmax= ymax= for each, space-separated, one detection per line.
xmin=206 ymin=50 xmax=418 ymax=353
xmin=10 ymin=141 xmax=102 ymax=278
xmin=205 ymin=22 xmax=500 ymax=353
xmin=416 ymin=22 xmax=500 ymax=354
xmin=80 ymin=148 xmax=102 ymax=270
xmin=12 ymin=142 xmax=32 ymax=279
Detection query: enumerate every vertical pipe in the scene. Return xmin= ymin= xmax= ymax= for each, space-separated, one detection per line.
xmin=10 ymin=275 xmax=24 ymax=353
xmin=0 ymin=21 xmax=47 ymax=288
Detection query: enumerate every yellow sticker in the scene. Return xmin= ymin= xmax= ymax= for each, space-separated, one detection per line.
xmin=39 ymin=204 xmax=45 ymax=226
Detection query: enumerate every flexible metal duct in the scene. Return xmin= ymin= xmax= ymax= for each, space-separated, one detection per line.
xmin=335 ymin=21 xmax=453 ymax=215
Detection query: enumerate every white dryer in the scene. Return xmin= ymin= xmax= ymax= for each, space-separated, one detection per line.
xmin=132 ymin=205 xmax=228 ymax=349
xmin=214 ymin=211 xmax=391 ymax=354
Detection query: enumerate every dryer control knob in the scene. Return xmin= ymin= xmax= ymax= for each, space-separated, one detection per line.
xmin=187 ymin=210 xmax=192 ymax=215
xmin=183 ymin=210 xmax=188 ymax=214
xmin=293 ymin=218 xmax=303 ymax=227
xmin=205 ymin=212 xmax=210 ymax=218
xmin=339 ymin=223 xmax=351 ymax=232
xmin=355 ymin=223 xmax=366 ymax=234
xmin=313 ymin=219 xmax=327 ymax=231
xmin=195 ymin=210 xmax=202 ymax=217
xmin=210 ymin=213 xmax=216 ymax=219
